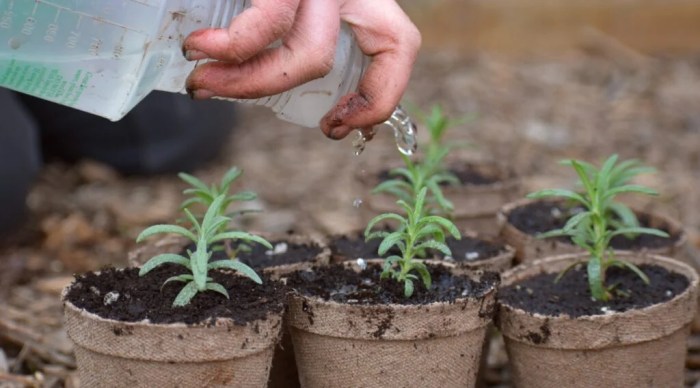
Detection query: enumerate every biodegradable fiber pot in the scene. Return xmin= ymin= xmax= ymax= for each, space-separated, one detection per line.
xmin=497 ymin=198 xmax=687 ymax=264
xmin=63 ymin=290 xmax=283 ymax=388
xmin=127 ymin=233 xmax=329 ymax=388
xmin=496 ymin=253 xmax=699 ymax=388
xmin=286 ymin=260 xmax=497 ymax=388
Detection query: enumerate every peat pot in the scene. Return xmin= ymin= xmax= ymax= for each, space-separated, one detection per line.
xmin=496 ymin=252 xmax=698 ymax=388
xmin=286 ymin=260 xmax=498 ymax=388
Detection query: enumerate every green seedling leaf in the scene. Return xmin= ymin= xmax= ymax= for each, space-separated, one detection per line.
xmin=404 ymin=278 xmax=414 ymax=298
xmin=605 ymin=185 xmax=658 ymax=200
xmin=220 ymin=167 xmax=243 ymax=189
xmin=136 ymin=224 xmax=196 ymax=243
xmin=378 ymin=231 xmax=405 ymax=255
xmin=211 ymin=232 xmax=272 ymax=250
xmin=179 ymin=172 xmax=209 ymax=192
xmin=527 ymin=189 xmax=587 ymax=206
xmin=228 ymin=191 xmax=257 ymax=202
xmin=587 ymin=256 xmax=607 ymax=301
xmin=413 ymin=261 xmax=432 ymax=289
xmin=173 ymin=281 xmax=199 ymax=307
xmin=610 ymin=259 xmax=650 ymax=284
xmin=139 ymin=254 xmax=191 ymax=276
xmin=418 ymin=216 xmax=460 ymax=239
xmin=414 ymin=240 xmax=452 ymax=257
xmin=364 ymin=213 xmax=406 ymax=236
xmin=607 ymin=202 xmax=638 ymax=229
xmin=205 ymin=282 xmax=230 ymax=299
xmin=162 ymin=274 xmax=194 ymax=291
xmin=608 ymin=227 xmax=669 ymax=239
xmin=553 ymin=260 xmax=583 ymax=283
xmin=208 ymin=260 xmax=262 ymax=284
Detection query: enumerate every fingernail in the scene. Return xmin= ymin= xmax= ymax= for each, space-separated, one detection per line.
xmin=183 ymin=49 xmax=208 ymax=61
xmin=328 ymin=126 xmax=347 ymax=140
xmin=186 ymin=88 xmax=215 ymax=100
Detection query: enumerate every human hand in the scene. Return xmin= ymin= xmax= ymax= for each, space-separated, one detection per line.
xmin=182 ymin=0 xmax=421 ymax=140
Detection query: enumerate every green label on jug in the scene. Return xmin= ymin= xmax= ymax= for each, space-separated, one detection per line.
xmin=0 ymin=59 xmax=92 ymax=107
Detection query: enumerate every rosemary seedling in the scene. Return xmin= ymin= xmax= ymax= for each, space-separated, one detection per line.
xmin=528 ymin=154 xmax=668 ymax=301
xmin=365 ymin=187 xmax=461 ymax=297
xmin=137 ymin=194 xmax=271 ymax=307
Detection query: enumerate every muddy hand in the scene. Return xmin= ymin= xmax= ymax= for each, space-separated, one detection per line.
xmin=182 ymin=0 xmax=421 ymax=140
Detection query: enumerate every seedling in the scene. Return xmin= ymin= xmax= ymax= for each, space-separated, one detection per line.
xmin=179 ymin=166 xmax=259 ymax=257
xmin=179 ymin=166 xmax=258 ymax=229
xmin=373 ymin=106 xmax=465 ymax=217
xmin=365 ymin=187 xmax=461 ymax=297
xmin=527 ymin=154 xmax=668 ymax=301
xmin=136 ymin=194 xmax=272 ymax=307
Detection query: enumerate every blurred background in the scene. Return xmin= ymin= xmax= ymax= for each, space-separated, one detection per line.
xmin=2 ymin=1 xmax=700 ymax=386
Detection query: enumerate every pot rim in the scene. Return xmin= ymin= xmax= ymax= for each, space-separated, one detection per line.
xmin=496 ymin=197 xmax=688 ymax=249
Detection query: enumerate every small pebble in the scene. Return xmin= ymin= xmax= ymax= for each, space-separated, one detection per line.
xmin=89 ymin=286 xmax=101 ymax=296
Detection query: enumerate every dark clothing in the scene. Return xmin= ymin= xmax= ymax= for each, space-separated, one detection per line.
xmin=0 ymin=89 xmax=236 ymax=234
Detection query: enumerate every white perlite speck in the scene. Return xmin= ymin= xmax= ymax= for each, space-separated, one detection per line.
xmin=465 ymin=252 xmax=480 ymax=261
xmin=103 ymin=291 xmax=120 ymax=306
xmin=357 ymin=258 xmax=367 ymax=270
xmin=265 ymin=242 xmax=288 ymax=256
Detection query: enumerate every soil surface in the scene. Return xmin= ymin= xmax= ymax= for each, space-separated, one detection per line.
xmin=498 ymin=264 xmax=689 ymax=318
xmin=449 ymin=165 xmax=500 ymax=186
xmin=204 ymin=239 xmax=323 ymax=270
xmin=507 ymin=200 xmax=680 ymax=249
xmin=286 ymin=262 xmax=498 ymax=305
xmin=327 ymin=230 xmax=388 ymax=261
xmin=65 ymin=264 xmax=286 ymax=325
xmin=439 ymin=236 xmax=508 ymax=263
xmin=378 ymin=164 xmax=498 ymax=186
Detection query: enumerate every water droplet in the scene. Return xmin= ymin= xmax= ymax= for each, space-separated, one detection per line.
xmin=352 ymin=128 xmax=376 ymax=156
xmin=384 ymin=105 xmax=418 ymax=156
xmin=352 ymin=198 xmax=363 ymax=208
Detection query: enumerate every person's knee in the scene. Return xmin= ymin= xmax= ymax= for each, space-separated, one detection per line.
xmin=19 ymin=92 xmax=237 ymax=175
xmin=0 ymin=90 xmax=41 ymax=233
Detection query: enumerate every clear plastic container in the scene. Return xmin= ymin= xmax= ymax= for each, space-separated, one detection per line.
xmin=0 ymin=0 xmax=368 ymax=127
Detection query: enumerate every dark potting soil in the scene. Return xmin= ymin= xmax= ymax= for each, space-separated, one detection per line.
xmin=233 ymin=239 xmax=322 ymax=269
xmin=378 ymin=164 xmax=498 ymax=186
xmin=437 ymin=236 xmax=508 ymax=263
xmin=189 ymin=239 xmax=323 ymax=270
xmin=507 ymin=200 xmax=679 ymax=249
xmin=449 ymin=165 xmax=499 ymax=186
xmin=65 ymin=264 xmax=286 ymax=325
xmin=498 ymin=264 xmax=689 ymax=318
xmin=327 ymin=230 xmax=391 ymax=260
xmin=286 ymin=263 xmax=499 ymax=306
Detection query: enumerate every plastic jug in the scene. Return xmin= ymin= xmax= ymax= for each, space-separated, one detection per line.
xmin=0 ymin=0 xmax=368 ymax=127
